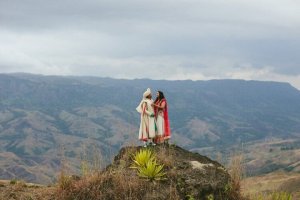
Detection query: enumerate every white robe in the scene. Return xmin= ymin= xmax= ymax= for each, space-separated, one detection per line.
xmin=136 ymin=99 xmax=156 ymax=140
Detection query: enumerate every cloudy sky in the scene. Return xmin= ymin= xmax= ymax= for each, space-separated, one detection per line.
xmin=0 ymin=0 xmax=300 ymax=88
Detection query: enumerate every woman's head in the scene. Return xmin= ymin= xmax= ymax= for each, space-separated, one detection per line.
xmin=155 ymin=91 xmax=165 ymax=101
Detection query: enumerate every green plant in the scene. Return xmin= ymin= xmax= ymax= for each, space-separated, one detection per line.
xmin=224 ymin=183 xmax=232 ymax=193
xmin=252 ymin=191 xmax=292 ymax=200
xmin=10 ymin=179 xmax=17 ymax=185
xmin=138 ymin=159 xmax=166 ymax=181
xmin=186 ymin=194 xmax=195 ymax=200
xmin=80 ymin=160 xmax=90 ymax=176
xmin=131 ymin=148 xmax=154 ymax=168
xmin=207 ymin=194 xmax=214 ymax=200
xmin=57 ymin=172 xmax=73 ymax=190
xmin=130 ymin=148 xmax=166 ymax=181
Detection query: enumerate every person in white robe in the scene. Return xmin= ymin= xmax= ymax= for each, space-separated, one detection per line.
xmin=136 ymin=88 xmax=156 ymax=147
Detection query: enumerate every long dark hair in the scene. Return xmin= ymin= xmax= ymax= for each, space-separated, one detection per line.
xmin=154 ymin=91 xmax=165 ymax=103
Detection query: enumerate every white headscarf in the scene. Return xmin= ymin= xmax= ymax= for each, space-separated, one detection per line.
xmin=136 ymin=88 xmax=151 ymax=113
xmin=143 ymin=88 xmax=151 ymax=98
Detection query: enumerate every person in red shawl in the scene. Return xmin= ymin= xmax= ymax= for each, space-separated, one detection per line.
xmin=153 ymin=91 xmax=171 ymax=144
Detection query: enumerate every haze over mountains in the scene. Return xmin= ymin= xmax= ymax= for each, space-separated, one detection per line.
xmin=1 ymin=73 xmax=300 ymax=183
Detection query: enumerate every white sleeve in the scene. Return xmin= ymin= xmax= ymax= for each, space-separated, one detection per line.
xmin=136 ymin=102 xmax=142 ymax=113
xmin=142 ymin=102 xmax=152 ymax=116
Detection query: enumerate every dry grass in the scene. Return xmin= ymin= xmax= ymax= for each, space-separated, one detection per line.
xmin=227 ymin=152 xmax=296 ymax=200
xmin=10 ymin=144 xmax=298 ymax=200
xmin=0 ymin=144 xmax=244 ymax=200
xmin=155 ymin=144 xmax=176 ymax=169
xmin=228 ymin=154 xmax=244 ymax=191
xmin=167 ymin=181 xmax=181 ymax=200
xmin=55 ymin=169 xmax=147 ymax=200
xmin=247 ymin=191 xmax=292 ymax=200
xmin=53 ymin=145 xmax=185 ymax=200
xmin=242 ymin=171 xmax=300 ymax=199
xmin=226 ymin=153 xmax=245 ymax=200
xmin=54 ymin=145 xmax=168 ymax=200
xmin=0 ymin=180 xmax=55 ymax=200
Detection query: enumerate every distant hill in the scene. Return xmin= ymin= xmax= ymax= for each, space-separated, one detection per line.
xmin=0 ymin=73 xmax=300 ymax=183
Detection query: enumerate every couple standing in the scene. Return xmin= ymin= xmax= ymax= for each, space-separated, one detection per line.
xmin=136 ymin=88 xmax=171 ymax=147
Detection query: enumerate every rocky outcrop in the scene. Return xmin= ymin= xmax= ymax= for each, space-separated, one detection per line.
xmin=111 ymin=144 xmax=234 ymax=200
xmin=0 ymin=144 xmax=238 ymax=200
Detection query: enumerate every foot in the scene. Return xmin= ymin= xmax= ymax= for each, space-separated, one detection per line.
xmin=143 ymin=142 xmax=148 ymax=147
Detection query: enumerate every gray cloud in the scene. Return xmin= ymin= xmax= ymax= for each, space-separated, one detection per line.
xmin=0 ymin=0 xmax=300 ymax=88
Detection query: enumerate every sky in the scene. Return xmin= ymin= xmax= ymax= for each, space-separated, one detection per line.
xmin=0 ymin=0 xmax=300 ymax=89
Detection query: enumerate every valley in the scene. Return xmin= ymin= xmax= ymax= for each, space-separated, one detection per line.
xmin=0 ymin=73 xmax=300 ymax=184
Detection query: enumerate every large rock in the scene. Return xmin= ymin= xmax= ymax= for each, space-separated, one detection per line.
xmin=110 ymin=144 xmax=233 ymax=200
xmin=3 ymin=144 xmax=237 ymax=200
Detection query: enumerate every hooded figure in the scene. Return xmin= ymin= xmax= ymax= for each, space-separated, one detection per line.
xmin=136 ymin=88 xmax=156 ymax=146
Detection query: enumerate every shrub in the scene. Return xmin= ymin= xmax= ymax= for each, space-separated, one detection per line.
xmin=186 ymin=194 xmax=195 ymax=200
xmin=57 ymin=172 xmax=73 ymax=191
xmin=207 ymin=194 xmax=214 ymax=200
xmin=80 ymin=160 xmax=90 ymax=176
xmin=131 ymin=148 xmax=154 ymax=168
xmin=10 ymin=179 xmax=17 ymax=185
xmin=131 ymin=148 xmax=166 ymax=181
xmin=138 ymin=159 xmax=166 ymax=181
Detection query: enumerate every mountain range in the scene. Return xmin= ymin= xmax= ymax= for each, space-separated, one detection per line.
xmin=1 ymin=73 xmax=300 ymax=183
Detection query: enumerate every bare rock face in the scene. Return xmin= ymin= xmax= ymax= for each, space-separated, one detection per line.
xmin=111 ymin=144 xmax=233 ymax=200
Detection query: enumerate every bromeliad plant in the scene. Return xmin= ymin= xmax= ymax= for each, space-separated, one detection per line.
xmin=131 ymin=148 xmax=166 ymax=181
xmin=131 ymin=148 xmax=154 ymax=168
xmin=138 ymin=159 xmax=166 ymax=181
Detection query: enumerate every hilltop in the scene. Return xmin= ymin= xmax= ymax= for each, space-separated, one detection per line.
xmin=0 ymin=144 xmax=241 ymax=200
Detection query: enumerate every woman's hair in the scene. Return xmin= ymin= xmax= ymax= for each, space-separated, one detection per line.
xmin=154 ymin=91 xmax=165 ymax=103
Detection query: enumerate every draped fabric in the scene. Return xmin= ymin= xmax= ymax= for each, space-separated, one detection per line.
xmin=161 ymin=99 xmax=171 ymax=139
xmin=136 ymin=99 xmax=156 ymax=141
xmin=154 ymin=99 xmax=171 ymax=140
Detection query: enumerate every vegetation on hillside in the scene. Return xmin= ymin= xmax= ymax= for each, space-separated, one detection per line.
xmin=0 ymin=144 xmax=296 ymax=200
xmin=1 ymin=74 xmax=300 ymax=183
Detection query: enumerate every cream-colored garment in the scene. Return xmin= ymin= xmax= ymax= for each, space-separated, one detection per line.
xmin=136 ymin=98 xmax=156 ymax=140
xmin=156 ymin=114 xmax=164 ymax=136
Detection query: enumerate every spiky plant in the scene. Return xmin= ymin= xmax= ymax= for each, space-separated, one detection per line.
xmin=131 ymin=148 xmax=155 ymax=169
xmin=138 ymin=159 xmax=166 ymax=181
